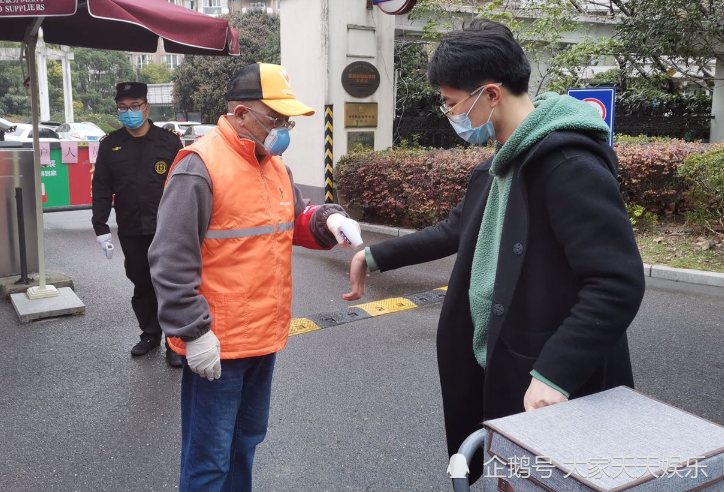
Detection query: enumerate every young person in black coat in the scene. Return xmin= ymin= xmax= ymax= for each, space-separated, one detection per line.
xmin=344 ymin=20 xmax=646 ymax=484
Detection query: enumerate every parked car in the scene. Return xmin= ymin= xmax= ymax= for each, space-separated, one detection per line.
xmin=4 ymin=123 xmax=62 ymax=142
xmin=56 ymin=122 xmax=105 ymax=141
xmin=157 ymin=121 xmax=201 ymax=140
xmin=182 ymin=124 xmax=216 ymax=146
xmin=21 ymin=120 xmax=63 ymax=130
xmin=0 ymin=116 xmax=17 ymax=137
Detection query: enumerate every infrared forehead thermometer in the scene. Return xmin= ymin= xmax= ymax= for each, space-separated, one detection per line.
xmin=326 ymin=214 xmax=364 ymax=250
xmin=105 ymin=243 xmax=114 ymax=260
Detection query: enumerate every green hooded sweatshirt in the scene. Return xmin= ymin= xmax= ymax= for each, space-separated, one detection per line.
xmin=469 ymin=92 xmax=611 ymax=370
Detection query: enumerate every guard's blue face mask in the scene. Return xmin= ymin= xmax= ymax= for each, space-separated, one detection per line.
xmin=118 ymin=110 xmax=145 ymax=130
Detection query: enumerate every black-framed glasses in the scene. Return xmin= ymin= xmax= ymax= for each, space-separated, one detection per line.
xmin=247 ymin=107 xmax=295 ymax=131
xmin=117 ymin=102 xmax=148 ymax=113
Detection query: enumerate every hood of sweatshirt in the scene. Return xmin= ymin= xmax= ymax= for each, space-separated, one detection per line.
xmin=491 ymin=92 xmax=612 ymax=176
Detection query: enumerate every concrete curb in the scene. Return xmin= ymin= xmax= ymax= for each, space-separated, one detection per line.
xmin=360 ymin=223 xmax=724 ymax=289
xmin=645 ymin=264 xmax=724 ymax=288
xmin=360 ymin=223 xmax=417 ymax=237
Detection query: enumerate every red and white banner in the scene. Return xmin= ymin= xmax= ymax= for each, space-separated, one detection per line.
xmin=39 ymin=142 xmax=51 ymax=165
xmin=88 ymin=142 xmax=100 ymax=164
xmin=60 ymin=141 xmax=78 ymax=164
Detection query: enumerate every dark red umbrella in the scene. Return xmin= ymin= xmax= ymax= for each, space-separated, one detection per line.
xmin=0 ymin=0 xmax=239 ymax=297
xmin=0 ymin=0 xmax=239 ymax=55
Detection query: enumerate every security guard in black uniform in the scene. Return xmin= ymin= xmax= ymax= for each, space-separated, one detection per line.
xmin=92 ymin=82 xmax=184 ymax=367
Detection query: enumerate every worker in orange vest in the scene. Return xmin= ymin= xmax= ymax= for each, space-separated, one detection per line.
xmin=148 ymin=63 xmax=360 ymax=492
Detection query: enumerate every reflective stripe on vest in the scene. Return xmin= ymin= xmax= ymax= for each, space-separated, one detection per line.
xmin=205 ymin=221 xmax=295 ymax=240
xmin=165 ymin=117 xmax=296 ymax=360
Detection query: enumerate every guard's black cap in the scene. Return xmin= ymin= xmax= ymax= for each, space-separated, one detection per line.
xmin=115 ymin=82 xmax=147 ymax=100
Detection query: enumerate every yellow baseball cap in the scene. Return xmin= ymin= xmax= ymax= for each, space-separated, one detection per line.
xmin=226 ymin=62 xmax=315 ymax=117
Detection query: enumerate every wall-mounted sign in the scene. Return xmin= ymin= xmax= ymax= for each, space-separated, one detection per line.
xmin=345 ymin=103 xmax=378 ymax=128
xmin=372 ymin=0 xmax=418 ymax=15
xmin=341 ymin=61 xmax=381 ymax=98
xmin=39 ymin=143 xmax=94 ymax=209
xmin=566 ymin=87 xmax=615 ymax=147
xmin=348 ymin=132 xmax=375 ymax=152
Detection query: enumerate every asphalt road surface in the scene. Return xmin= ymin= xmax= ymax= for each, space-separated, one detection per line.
xmin=0 ymin=210 xmax=721 ymax=492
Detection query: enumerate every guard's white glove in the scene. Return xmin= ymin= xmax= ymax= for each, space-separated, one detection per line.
xmin=96 ymin=233 xmax=114 ymax=260
xmin=326 ymin=214 xmax=363 ymax=249
xmin=185 ymin=330 xmax=221 ymax=381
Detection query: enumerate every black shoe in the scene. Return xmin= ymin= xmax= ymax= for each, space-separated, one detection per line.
xmin=165 ymin=348 xmax=183 ymax=368
xmin=131 ymin=337 xmax=161 ymax=356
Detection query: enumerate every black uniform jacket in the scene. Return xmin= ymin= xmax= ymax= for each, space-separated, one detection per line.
xmin=369 ymin=130 xmax=646 ymax=482
xmin=92 ymin=120 xmax=183 ymax=236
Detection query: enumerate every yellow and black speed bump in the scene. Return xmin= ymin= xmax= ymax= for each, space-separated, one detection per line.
xmin=405 ymin=288 xmax=447 ymax=307
xmin=289 ymin=287 xmax=448 ymax=337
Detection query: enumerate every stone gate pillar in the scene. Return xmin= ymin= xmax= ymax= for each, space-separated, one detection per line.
xmin=280 ymin=0 xmax=395 ymax=203
xmin=710 ymin=56 xmax=724 ymax=143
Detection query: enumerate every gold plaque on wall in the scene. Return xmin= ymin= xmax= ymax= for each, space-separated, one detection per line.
xmin=345 ymin=103 xmax=378 ymax=128
xmin=347 ymin=131 xmax=375 ymax=152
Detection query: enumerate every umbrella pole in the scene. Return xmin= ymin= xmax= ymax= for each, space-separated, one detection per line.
xmin=24 ymin=25 xmax=59 ymax=300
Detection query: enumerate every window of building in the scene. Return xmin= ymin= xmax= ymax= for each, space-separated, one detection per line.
xmin=202 ymin=0 xmax=222 ymax=14
xmin=135 ymin=55 xmax=153 ymax=71
xmin=162 ymin=55 xmax=182 ymax=69
xmin=249 ymin=1 xmax=265 ymax=11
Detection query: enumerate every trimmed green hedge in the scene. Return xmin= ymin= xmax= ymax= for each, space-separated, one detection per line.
xmin=616 ymin=141 xmax=710 ymax=216
xmin=336 ymin=140 xmax=718 ymax=229
xmin=678 ymin=146 xmax=724 ymax=226
xmin=336 ymin=146 xmax=492 ymax=229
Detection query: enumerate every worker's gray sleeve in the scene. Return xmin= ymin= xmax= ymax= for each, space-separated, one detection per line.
xmin=286 ymin=165 xmax=310 ymax=218
xmin=148 ymin=153 xmax=214 ymax=342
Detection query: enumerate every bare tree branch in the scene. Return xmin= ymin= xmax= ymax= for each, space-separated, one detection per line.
xmin=609 ymin=0 xmax=632 ymax=17
xmin=566 ymin=0 xmax=587 ymax=13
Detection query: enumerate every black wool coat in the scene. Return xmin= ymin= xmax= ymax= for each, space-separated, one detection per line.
xmin=369 ymin=130 xmax=646 ymax=483
xmin=92 ymin=121 xmax=183 ymax=237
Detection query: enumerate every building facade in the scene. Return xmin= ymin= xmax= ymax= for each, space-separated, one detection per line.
xmin=165 ymin=0 xmax=281 ymax=15
xmin=128 ymin=0 xmax=281 ymax=75
xmin=165 ymin=0 xmax=229 ymax=16
xmin=233 ymin=0 xmax=281 ymax=14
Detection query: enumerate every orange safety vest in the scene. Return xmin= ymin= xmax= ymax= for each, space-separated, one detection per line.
xmin=165 ymin=116 xmax=295 ymax=359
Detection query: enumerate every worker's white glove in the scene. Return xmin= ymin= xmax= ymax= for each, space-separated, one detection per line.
xmin=326 ymin=214 xmax=364 ymax=249
xmin=96 ymin=233 xmax=114 ymax=260
xmin=185 ymin=330 xmax=221 ymax=381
